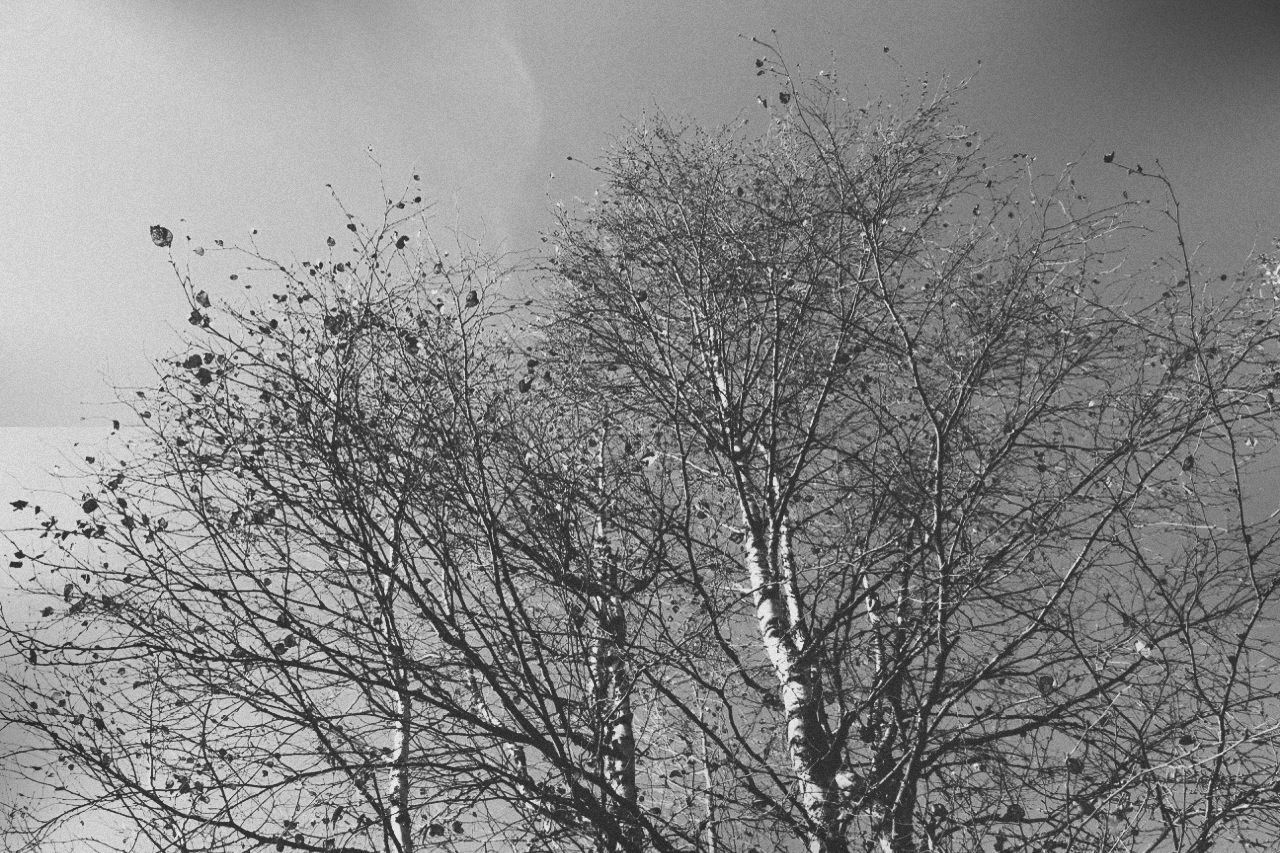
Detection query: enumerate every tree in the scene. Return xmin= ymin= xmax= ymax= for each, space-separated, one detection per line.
xmin=6 ymin=65 xmax=1280 ymax=853
xmin=0 ymin=199 xmax=676 ymax=853
xmin=547 ymin=69 xmax=1280 ymax=853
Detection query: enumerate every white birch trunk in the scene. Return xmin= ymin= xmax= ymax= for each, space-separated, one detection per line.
xmin=591 ymin=515 xmax=641 ymax=853
xmin=583 ymin=428 xmax=641 ymax=853
xmin=698 ymin=321 xmax=846 ymax=851
xmin=377 ymin=540 xmax=414 ymax=853
xmin=467 ymin=673 xmax=558 ymax=852
xmin=699 ymin=707 xmax=720 ymax=853
xmin=741 ymin=513 xmax=846 ymax=853
xmin=389 ymin=689 xmax=414 ymax=853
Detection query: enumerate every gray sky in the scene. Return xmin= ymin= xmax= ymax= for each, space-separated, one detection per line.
xmin=2 ymin=0 xmax=1279 ymax=429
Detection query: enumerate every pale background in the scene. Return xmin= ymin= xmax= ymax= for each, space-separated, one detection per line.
xmin=2 ymin=1 xmax=1278 ymax=430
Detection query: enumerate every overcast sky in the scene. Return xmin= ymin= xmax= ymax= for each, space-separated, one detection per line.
xmin=1 ymin=0 xmax=1278 ymax=436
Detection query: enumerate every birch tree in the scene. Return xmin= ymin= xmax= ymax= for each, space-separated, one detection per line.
xmin=547 ymin=71 xmax=1280 ymax=853
xmin=0 ymin=203 xmax=671 ymax=853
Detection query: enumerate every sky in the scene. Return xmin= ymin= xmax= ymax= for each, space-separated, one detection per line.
xmin=0 ymin=1 xmax=1278 ymax=446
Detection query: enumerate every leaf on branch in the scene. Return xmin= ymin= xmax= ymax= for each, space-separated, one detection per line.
xmin=150 ymin=225 xmax=173 ymax=248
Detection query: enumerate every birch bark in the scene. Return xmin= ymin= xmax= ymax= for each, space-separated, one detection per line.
xmin=591 ymin=583 xmax=640 ymax=853
xmin=376 ymin=552 xmax=414 ymax=853
xmin=591 ymin=439 xmax=641 ymax=853
xmin=741 ymin=508 xmax=847 ymax=853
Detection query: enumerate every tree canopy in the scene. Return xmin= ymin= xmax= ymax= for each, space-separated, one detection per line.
xmin=6 ymin=69 xmax=1280 ymax=853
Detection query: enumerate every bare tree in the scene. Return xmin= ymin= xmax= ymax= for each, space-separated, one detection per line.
xmin=548 ymin=65 xmax=1280 ymax=853
xmin=0 ymin=199 xmax=679 ymax=853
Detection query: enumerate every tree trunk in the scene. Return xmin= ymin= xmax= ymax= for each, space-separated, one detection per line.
xmin=378 ymin=539 xmax=415 ymax=853
xmin=742 ymin=512 xmax=847 ymax=853
xmin=592 ymin=508 xmax=642 ymax=853
xmin=390 ymin=688 xmax=415 ymax=853
xmin=871 ymin=790 xmax=918 ymax=853
xmin=699 ymin=713 xmax=721 ymax=853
